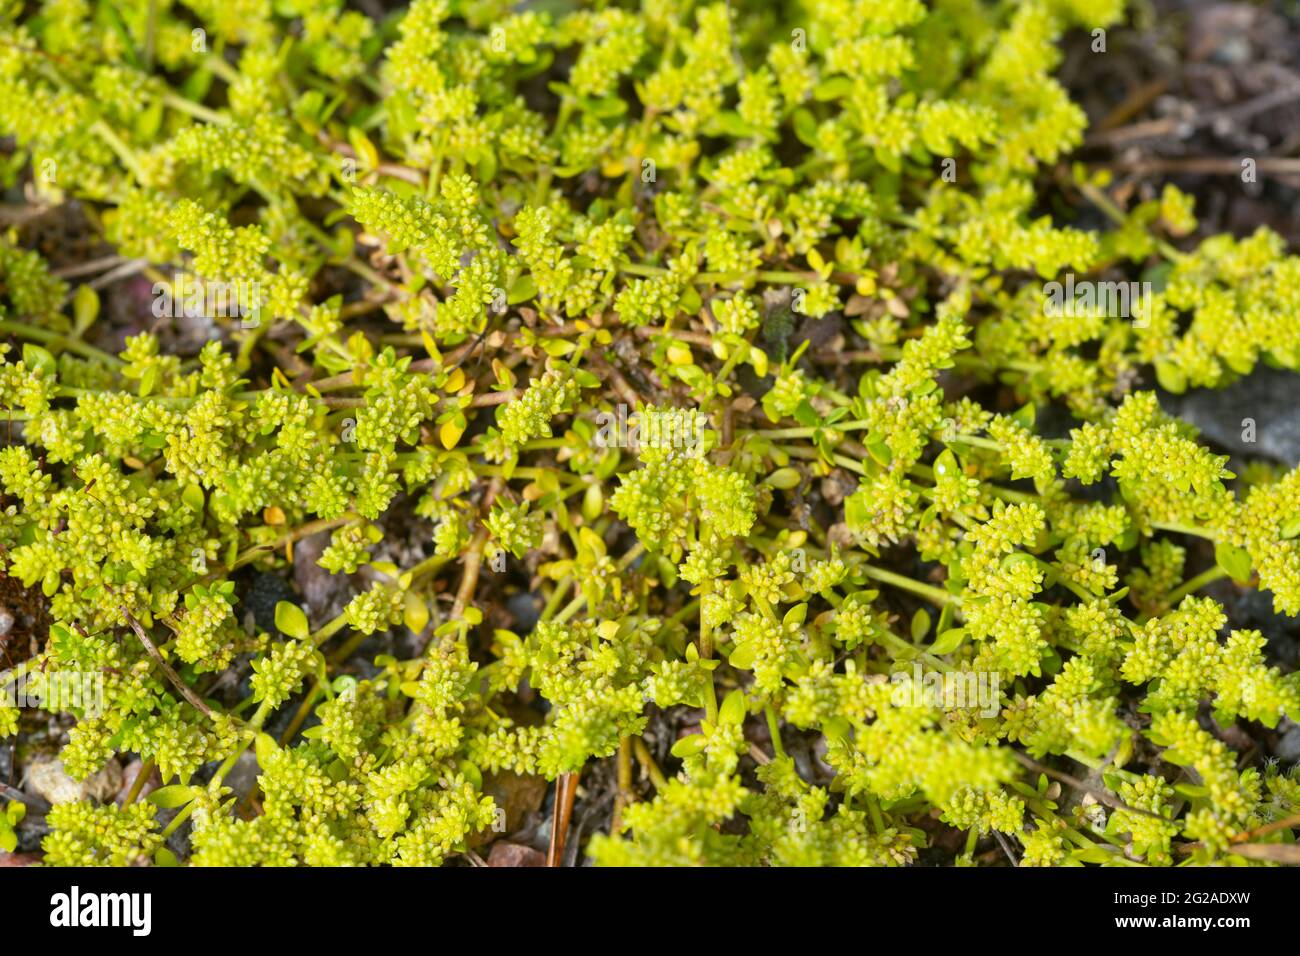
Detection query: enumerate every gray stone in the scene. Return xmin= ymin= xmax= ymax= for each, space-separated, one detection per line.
xmin=1275 ymin=720 xmax=1300 ymax=763
xmin=1162 ymin=366 xmax=1300 ymax=466
xmin=220 ymin=750 xmax=261 ymax=799
xmin=243 ymin=571 xmax=298 ymax=636
xmin=506 ymin=592 xmax=542 ymax=634
xmin=24 ymin=757 xmax=122 ymax=806
xmin=293 ymin=532 xmax=354 ymax=626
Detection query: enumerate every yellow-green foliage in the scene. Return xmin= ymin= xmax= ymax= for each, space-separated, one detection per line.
xmin=0 ymin=0 xmax=1298 ymax=867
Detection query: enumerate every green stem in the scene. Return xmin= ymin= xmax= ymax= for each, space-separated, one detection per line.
xmin=864 ymin=795 xmax=886 ymax=835
xmin=553 ymin=543 xmax=645 ymax=623
xmin=162 ymin=92 xmax=226 ymax=125
xmin=1151 ymin=521 xmax=1217 ymax=541
xmin=204 ymin=52 xmax=240 ymax=85
xmin=949 ymin=433 xmax=1002 ymax=451
xmin=668 ymin=598 xmax=701 ymax=626
xmin=876 ymin=629 xmax=953 ymax=673
xmin=1165 ymin=565 xmax=1228 ymax=606
xmin=159 ymin=802 xmax=194 ymax=839
xmin=0 ymin=320 xmax=124 ymax=367
xmin=310 ymin=614 xmax=348 ymax=647
xmin=632 ymin=737 xmax=670 ymax=791
xmin=859 ymin=563 xmax=960 ymax=609
xmin=229 ymin=514 xmax=356 ymax=571
xmin=142 ymin=0 xmax=157 ymax=71
xmin=206 ymin=699 xmax=273 ymax=800
xmin=91 ymin=120 xmax=149 ymax=184
xmin=539 ymin=578 xmax=574 ymax=622
xmin=764 ymin=705 xmax=786 ymax=758
xmin=124 ymin=759 xmax=155 ymax=805
xmin=1078 ymin=181 xmax=1185 ymax=263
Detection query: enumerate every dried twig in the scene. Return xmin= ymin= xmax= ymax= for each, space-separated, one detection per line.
xmin=1084 ymin=116 xmax=1180 ymax=148
xmin=1178 ymin=810 xmax=1300 ymax=857
xmin=87 ymin=258 xmax=150 ymax=290
xmin=51 ymin=254 xmax=131 ymax=279
xmin=547 ymin=770 xmax=579 ymax=867
xmin=1111 ymin=156 xmax=1300 ymax=176
xmin=1010 ymin=751 xmax=1165 ymax=821
xmin=589 ymin=354 xmax=643 ymax=410
xmin=467 ymin=388 xmax=521 ymax=408
xmin=118 ymin=605 xmax=215 ymax=720
xmin=1096 ymin=78 xmax=1170 ymax=132
xmin=993 ymin=831 xmax=1020 ymax=866
xmin=1224 ymin=842 xmax=1300 ymax=864
xmin=1087 ymin=85 xmax=1300 ymax=148
xmin=0 ymin=780 xmax=49 ymax=815
xmin=612 ymin=737 xmax=634 ymax=833
xmin=422 ymin=477 xmax=504 ymax=658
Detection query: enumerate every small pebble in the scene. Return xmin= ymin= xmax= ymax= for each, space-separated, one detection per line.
xmin=488 ymin=842 xmax=545 ymax=867
xmin=1275 ymin=720 xmax=1300 ymax=763
xmin=25 ymin=757 xmax=122 ymax=806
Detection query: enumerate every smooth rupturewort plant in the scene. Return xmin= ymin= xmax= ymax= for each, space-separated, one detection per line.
xmin=0 ymin=0 xmax=1298 ymax=866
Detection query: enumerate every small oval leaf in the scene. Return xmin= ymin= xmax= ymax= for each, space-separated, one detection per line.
xmin=719 ymin=689 xmax=747 ymax=726
xmin=910 ymin=608 xmax=931 ymax=642
xmin=274 ymin=601 xmax=310 ymax=640
xmin=146 ymin=784 xmax=198 ymax=809
xmin=929 ymin=627 xmax=967 ymax=656
xmin=670 ymin=734 xmax=708 ymax=758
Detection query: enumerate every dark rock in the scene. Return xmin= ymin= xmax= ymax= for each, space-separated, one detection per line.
xmin=760 ymin=288 xmax=797 ymax=362
xmin=793 ymin=312 xmax=843 ymax=353
xmin=1275 ymin=720 xmax=1300 ymax=763
xmin=1035 ymin=401 xmax=1083 ymax=442
xmin=220 ymin=751 xmax=261 ymax=799
xmin=1207 ymin=579 xmax=1300 ymax=667
xmin=506 ymin=592 xmax=542 ymax=634
xmin=293 ymin=532 xmax=353 ymax=627
xmin=487 ymin=842 xmax=546 ymax=867
xmin=391 ymin=625 xmax=422 ymax=659
xmin=242 ymin=571 xmax=298 ymax=636
xmin=1161 ymin=367 xmax=1300 ymax=466
xmin=165 ymin=817 xmax=191 ymax=861
xmin=480 ymin=770 xmax=547 ymax=836
xmin=15 ymin=812 xmax=47 ymax=853
xmin=736 ymin=363 xmax=774 ymax=402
